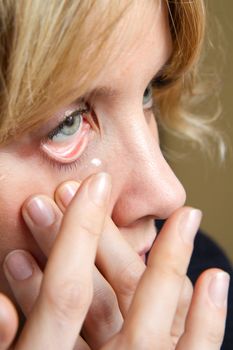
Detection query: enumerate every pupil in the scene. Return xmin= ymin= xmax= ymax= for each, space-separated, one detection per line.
xmin=64 ymin=115 xmax=75 ymax=127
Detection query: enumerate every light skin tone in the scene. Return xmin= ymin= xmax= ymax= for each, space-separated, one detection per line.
xmin=0 ymin=1 xmax=229 ymax=349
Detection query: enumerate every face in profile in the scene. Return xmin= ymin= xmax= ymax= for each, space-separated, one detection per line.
xmin=0 ymin=1 xmax=186 ymax=298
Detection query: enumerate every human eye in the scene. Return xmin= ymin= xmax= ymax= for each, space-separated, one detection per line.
xmin=40 ymin=103 xmax=92 ymax=165
xmin=143 ymin=71 xmax=172 ymax=111
xmin=143 ymin=82 xmax=154 ymax=110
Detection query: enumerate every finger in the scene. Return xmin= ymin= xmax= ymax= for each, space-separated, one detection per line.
xmin=56 ymin=184 xmax=144 ymax=318
xmin=96 ymin=216 xmax=146 ymax=316
xmin=171 ymin=276 xmax=193 ymax=348
xmin=55 ymin=178 xmax=126 ymax=346
xmin=22 ymin=195 xmax=63 ymax=256
xmin=0 ymin=294 xmax=18 ymax=350
xmin=177 ymin=269 xmax=229 ymax=350
xmin=16 ymin=173 xmax=111 ymax=350
xmin=23 ymin=184 xmax=123 ymax=348
xmin=55 ymin=181 xmax=80 ymax=214
xmin=56 ymin=182 xmax=146 ymax=317
xmin=3 ymin=250 xmax=43 ymax=316
xmin=82 ymin=269 xmax=123 ymax=350
xmin=22 ymin=182 xmax=80 ymax=256
xmin=121 ymin=207 xmax=202 ymax=348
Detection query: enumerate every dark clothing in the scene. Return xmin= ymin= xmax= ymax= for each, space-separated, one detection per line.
xmin=153 ymin=221 xmax=233 ymax=350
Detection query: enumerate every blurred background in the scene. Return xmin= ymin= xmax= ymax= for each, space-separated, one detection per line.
xmin=164 ymin=0 xmax=233 ymax=262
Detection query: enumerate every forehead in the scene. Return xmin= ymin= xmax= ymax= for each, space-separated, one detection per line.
xmin=90 ymin=0 xmax=171 ymax=92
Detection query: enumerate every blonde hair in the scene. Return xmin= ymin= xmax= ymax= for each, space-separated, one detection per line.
xmin=157 ymin=0 xmax=225 ymax=160
xmin=0 ymin=0 xmax=225 ymax=158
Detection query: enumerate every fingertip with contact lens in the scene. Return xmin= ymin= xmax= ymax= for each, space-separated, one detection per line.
xmin=87 ymin=172 xmax=112 ymax=207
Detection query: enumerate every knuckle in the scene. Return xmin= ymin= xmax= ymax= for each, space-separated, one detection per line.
xmin=159 ymin=259 xmax=186 ymax=281
xmin=79 ymin=219 xmax=101 ymax=238
xmin=44 ymin=278 xmax=93 ymax=321
xmin=170 ymin=263 xmax=185 ymax=280
xmin=150 ymin=247 xmax=188 ymax=281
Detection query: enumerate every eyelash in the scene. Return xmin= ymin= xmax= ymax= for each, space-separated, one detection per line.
xmin=152 ymin=74 xmax=172 ymax=89
xmin=41 ymin=151 xmax=83 ymax=172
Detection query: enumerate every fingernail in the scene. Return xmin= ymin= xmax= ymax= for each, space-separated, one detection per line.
xmin=208 ymin=272 xmax=230 ymax=308
xmin=88 ymin=172 xmax=111 ymax=207
xmin=4 ymin=251 xmax=33 ymax=281
xmin=26 ymin=197 xmax=55 ymax=227
xmin=57 ymin=182 xmax=80 ymax=208
xmin=179 ymin=209 xmax=202 ymax=244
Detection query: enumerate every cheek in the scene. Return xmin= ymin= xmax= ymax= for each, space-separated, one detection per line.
xmin=0 ymin=154 xmax=60 ymax=298
xmin=0 ymin=155 xmax=61 ymax=265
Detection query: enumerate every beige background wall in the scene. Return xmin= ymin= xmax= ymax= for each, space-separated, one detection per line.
xmin=164 ymin=0 xmax=233 ymax=262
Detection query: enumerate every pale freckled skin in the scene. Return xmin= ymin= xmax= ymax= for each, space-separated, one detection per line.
xmin=0 ymin=0 xmax=185 ymax=306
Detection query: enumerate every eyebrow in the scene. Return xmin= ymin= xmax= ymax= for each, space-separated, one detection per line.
xmin=73 ymin=57 xmax=171 ymax=104
xmin=87 ymin=85 xmax=118 ymax=100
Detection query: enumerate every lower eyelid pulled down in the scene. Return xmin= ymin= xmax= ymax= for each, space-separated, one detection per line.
xmin=41 ymin=119 xmax=91 ymax=164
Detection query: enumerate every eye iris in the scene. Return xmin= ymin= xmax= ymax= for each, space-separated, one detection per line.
xmin=60 ymin=111 xmax=82 ymax=136
xmin=64 ymin=115 xmax=75 ymax=127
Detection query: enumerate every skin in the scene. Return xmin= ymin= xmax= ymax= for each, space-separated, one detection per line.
xmin=0 ymin=1 xmax=228 ymax=349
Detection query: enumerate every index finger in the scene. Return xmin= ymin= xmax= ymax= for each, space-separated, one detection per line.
xmin=121 ymin=207 xmax=201 ymax=347
xmin=15 ymin=172 xmax=111 ymax=350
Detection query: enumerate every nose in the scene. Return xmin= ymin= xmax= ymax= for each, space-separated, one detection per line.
xmin=111 ymin=115 xmax=186 ymax=227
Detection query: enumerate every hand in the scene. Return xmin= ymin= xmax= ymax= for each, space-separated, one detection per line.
xmin=19 ymin=179 xmax=194 ymax=348
xmin=2 ymin=179 xmax=191 ymax=349
xmin=1 ymin=172 xmax=111 ymax=349
xmin=1 ymin=175 xmax=229 ymax=349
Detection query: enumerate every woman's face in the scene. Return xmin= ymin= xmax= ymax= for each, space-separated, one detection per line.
xmin=0 ymin=1 xmax=185 ymax=297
